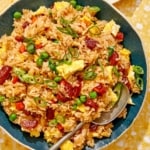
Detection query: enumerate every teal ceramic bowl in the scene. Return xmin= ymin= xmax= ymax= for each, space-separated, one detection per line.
xmin=0 ymin=0 xmax=147 ymax=149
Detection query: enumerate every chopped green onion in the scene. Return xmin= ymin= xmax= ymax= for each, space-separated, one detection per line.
xmin=0 ymin=95 xmax=5 ymax=103
xmin=63 ymin=53 xmax=72 ymax=64
xmin=76 ymin=5 xmax=83 ymax=11
xmin=113 ymin=82 xmax=123 ymax=100
xmin=9 ymin=113 xmax=17 ymax=122
xmin=60 ymin=17 xmax=71 ymax=27
xmin=112 ymin=66 xmax=120 ymax=77
xmin=13 ymin=11 xmax=22 ymax=19
xmin=54 ymin=76 xmax=62 ymax=83
xmin=57 ymin=26 xmax=78 ymax=38
xmin=68 ymin=47 xmax=79 ymax=58
xmin=89 ymin=91 xmax=98 ymax=99
xmin=49 ymin=119 xmax=58 ymax=126
xmin=136 ymin=77 xmax=143 ymax=90
xmin=83 ymin=71 xmax=97 ymax=80
xmin=44 ymin=80 xmax=57 ymax=88
xmin=21 ymin=74 xmax=36 ymax=84
xmin=56 ymin=115 xmax=65 ymax=123
xmin=133 ymin=65 xmax=144 ymax=75
xmin=88 ymin=25 xmax=101 ymax=35
xmin=107 ymin=46 xmax=114 ymax=58
xmin=88 ymin=6 xmax=101 ymax=15
xmin=52 ymin=39 xmax=59 ymax=43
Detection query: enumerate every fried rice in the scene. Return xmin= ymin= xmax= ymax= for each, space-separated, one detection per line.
xmin=0 ymin=1 xmax=144 ymax=150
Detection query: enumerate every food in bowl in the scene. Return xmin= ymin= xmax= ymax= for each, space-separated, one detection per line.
xmin=0 ymin=1 xmax=144 ymax=149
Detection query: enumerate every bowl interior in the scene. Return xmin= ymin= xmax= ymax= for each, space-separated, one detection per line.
xmin=0 ymin=0 xmax=147 ymax=150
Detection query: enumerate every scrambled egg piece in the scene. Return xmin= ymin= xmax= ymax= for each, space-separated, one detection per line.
xmin=81 ymin=16 xmax=93 ymax=26
xmin=108 ymin=88 xmax=118 ymax=105
xmin=56 ymin=60 xmax=85 ymax=79
xmin=54 ymin=1 xmax=70 ymax=11
xmin=127 ymin=66 xmax=135 ymax=84
xmin=102 ymin=20 xmax=120 ymax=36
xmin=60 ymin=140 xmax=74 ymax=150
xmin=0 ymin=44 xmax=6 ymax=66
xmin=30 ymin=130 xmax=40 ymax=137
xmin=77 ymin=104 xmax=86 ymax=112
xmin=120 ymin=48 xmax=131 ymax=56
xmin=33 ymin=6 xmax=48 ymax=15
xmin=104 ymin=66 xmax=113 ymax=83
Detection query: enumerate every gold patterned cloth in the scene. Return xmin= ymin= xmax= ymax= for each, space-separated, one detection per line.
xmin=0 ymin=0 xmax=150 ymax=149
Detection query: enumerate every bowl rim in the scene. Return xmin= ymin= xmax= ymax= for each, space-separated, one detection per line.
xmin=0 ymin=0 xmax=148 ymax=149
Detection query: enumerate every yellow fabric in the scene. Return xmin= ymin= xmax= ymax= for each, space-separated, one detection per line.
xmin=0 ymin=0 xmax=150 ymax=149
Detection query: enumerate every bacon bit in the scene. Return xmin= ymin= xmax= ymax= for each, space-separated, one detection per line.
xmin=23 ymin=110 xmax=31 ymax=116
xmin=31 ymin=112 xmax=41 ymax=118
xmin=89 ymin=123 xmax=99 ymax=132
xmin=19 ymin=44 xmax=26 ymax=53
xmin=46 ymin=107 xmax=55 ymax=120
xmin=84 ymin=99 xmax=98 ymax=110
xmin=22 ymin=21 xmax=29 ymax=29
xmin=15 ymin=36 xmax=24 ymax=42
xmin=93 ymin=83 xmax=107 ymax=96
xmin=116 ymin=32 xmax=124 ymax=41
xmin=122 ymin=76 xmax=131 ymax=90
xmin=0 ymin=65 xmax=12 ymax=85
xmin=15 ymin=101 xmax=25 ymax=111
xmin=60 ymin=79 xmax=82 ymax=99
xmin=57 ymin=123 xmax=64 ymax=132
xmin=85 ymin=36 xmax=98 ymax=50
xmin=12 ymin=76 xmax=19 ymax=84
xmin=35 ymin=43 xmax=43 ymax=49
xmin=109 ymin=51 xmax=119 ymax=66
xmin=21 ymin=119 xmax=38 ymax=129
xmin=56 ymin=92 xmax=70 ymax=102
xmin=118 ymin=65 xmax=128 ymax=76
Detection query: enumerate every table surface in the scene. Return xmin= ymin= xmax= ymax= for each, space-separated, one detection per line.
xmin=0 ymin=0 xmax=150 ymax=150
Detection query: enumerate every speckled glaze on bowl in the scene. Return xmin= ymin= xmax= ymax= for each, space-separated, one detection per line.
xmin=0 ymin=0 xmax=147 ymax=150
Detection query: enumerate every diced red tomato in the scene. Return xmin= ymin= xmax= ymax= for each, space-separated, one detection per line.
xmin=19 ymin=44 xmax=26 ymax=53
xmin=46 ymin=107 xmax=55 ymax=120
xmin=57 ymin=123 xmax=64 ymax=132
xmin=84 ymin=99 xmax=98 ymax=110
xmin=0 ymin=65 xmax=12 ymax=85
xmin=122 ymin=76 xmax=131 ymax=90
xmin=109 ymin=51 xmax=119 ymax=66
xmin=93 ymin=83 xmax=107 ymax=96
xmin=15 ymin=101 xmax=25 ymax=111
xmin=116 ymin=32 xmax=124 ymax=41
xmin=21 ymin=119 xmax=38 ymax=129
xmin=85 ymin=36 xmax=98 ymax=50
